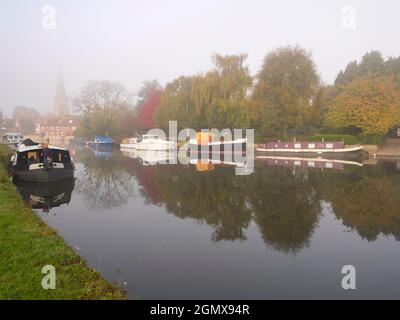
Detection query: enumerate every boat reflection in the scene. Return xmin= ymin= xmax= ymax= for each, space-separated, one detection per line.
xmin=189 ymin=157 xmax=247 ymax=172
xmin=256 ymin=155 xmax=363 ymax=170
xmin=13 ymin=177 xmax=75 ymax=213
xmin=120 ymin=148 xmax=175 ymax=165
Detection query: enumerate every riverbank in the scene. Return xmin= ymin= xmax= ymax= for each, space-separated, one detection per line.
xmin=0 ymin=145 xmax=126 ymax=299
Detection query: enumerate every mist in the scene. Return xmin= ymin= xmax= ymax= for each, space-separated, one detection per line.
xmin=0 ymin=0 xmax=399 ymax=116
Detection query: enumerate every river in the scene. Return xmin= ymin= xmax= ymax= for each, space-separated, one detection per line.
xmin=13 ymin=147 xmax=400 ymax=299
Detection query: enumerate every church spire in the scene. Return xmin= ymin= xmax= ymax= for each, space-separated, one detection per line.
xmin=53 ymin=73 xmax=70 ymax=117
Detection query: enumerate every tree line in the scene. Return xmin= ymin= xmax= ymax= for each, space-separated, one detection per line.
xmin=73 ymin=46 xmax=400 ymax=142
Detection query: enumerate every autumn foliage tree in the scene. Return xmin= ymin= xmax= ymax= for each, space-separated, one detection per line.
xmin=137 ymin=87 xmax=162 ymax=129
xmin=325 ymin=75 xmax=400 ymax=135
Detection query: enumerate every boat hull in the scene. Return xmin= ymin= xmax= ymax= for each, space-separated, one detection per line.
xmin=89 ymin=142 xmax=113 ymax=148
xmin=12 ymin=168 xmax=74 ymax=182
xmin=120 ymin=143 xmax=136 ymax=149
xmin=134 ymin=144 xmax=175 ymax=151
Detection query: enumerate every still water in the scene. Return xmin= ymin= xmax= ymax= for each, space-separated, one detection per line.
xmin=14 ymin=148 xmax=400 ymax=299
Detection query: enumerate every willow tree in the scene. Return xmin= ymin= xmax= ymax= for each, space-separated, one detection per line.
xmin=155 ymin=53 xmax=252 ymax=130
xmin=155 ymin=75 xmax=208 ymax=130
xmin=206 ymin=53 xmax=253 ymax=129
xmin=251 ymin=46 xmax=320 ymax=138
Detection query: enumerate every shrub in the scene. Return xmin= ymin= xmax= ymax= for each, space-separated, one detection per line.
xmin=308 ymin=134 xmax=359 ymax=145
xmin=358 ymin=134 xmax=384 ymax=145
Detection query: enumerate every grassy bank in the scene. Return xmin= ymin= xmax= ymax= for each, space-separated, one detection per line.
xmin=0 ymin=145 xmax=126 ymax=299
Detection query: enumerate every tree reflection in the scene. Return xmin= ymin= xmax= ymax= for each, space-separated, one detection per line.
xmin=155 ymin=165 xmax=253 ymax=241
xmin=119 ymin=156 xmax=164 ymax=206
xmin=76 ymin=149 xmax=135 ymax=210
xmin=152 ymin=163 xmax=320 ymax=251
xmin=248 ymin=166 xmax=320 ymax=253
xmin=314 ymin=169 xmax=400 ymax=241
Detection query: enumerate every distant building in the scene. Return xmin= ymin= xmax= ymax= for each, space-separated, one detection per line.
xmin=53 ymin=73 xmax=70 ymax=117
xmin=0 ymin=117 xmax=19 ymax=134
xmin=36 ymin=116 xmax=81 ymax=138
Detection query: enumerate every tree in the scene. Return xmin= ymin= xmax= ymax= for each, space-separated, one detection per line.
xmin=359 ymin=51 xmax=385 ymax=75
xmin=206 ymin=53 xmax=253 ymax=129
xmin=251 ymin=46 xmax=320 ymax=137
xmin=335 ymin=61 xmax=360 ymax=86
xmin=155 ymin=53 xmax=252 ymax=130
xmin=137 ymin=87 xmax=162 ymax=129
xmin=135 ymin=80 xmax=161 ymax=108
xmin=325 ymin=75 xmax=400 ymax=135
xmin=12 ymin=106 xmax=40 ymax=134
xmin=73 ymin=81 xmax=133 ymax=138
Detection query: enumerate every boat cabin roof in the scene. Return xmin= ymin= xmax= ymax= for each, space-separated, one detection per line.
xmin=94 ymin=135 xmax=113 ymax=140
xmin=17 ymin=144 xmax=69 ymax=153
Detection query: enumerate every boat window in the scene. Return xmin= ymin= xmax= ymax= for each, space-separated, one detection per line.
xmin=308 ymin=143 xmax=315 ymax=149
xmin=27 ymin=151 xmax=39 ymax=163
xmin=51 ymin=150 xmax=71 ymax=163
xmin=17 ymin=151 xmax=40 ymax=167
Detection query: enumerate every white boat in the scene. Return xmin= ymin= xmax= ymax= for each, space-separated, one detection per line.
xmin=131 ymin=134 xmax=175 ymax=151
xmin=2 ymin=132 xmax=24 ymax=145
xmin=120 ymin=137 xmax=138 ymax=149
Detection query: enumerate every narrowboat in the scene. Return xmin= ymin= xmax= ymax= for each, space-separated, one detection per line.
xmin=256 ymin=141 xmax=363 ymax=154
xmin=189 ymin=132 xmax=247 ymax=153
xmin=10 ymin=139 xmax=74 ymax=182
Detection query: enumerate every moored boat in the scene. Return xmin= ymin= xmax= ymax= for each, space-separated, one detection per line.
xmin=10 ymin=139 xmax=74 ymax=182
xmin=2 ymin=132 xmax=24 ymax=146
xmin=256 ymin=141 xmax=363 ymax=154
xmin=133 ymin=134 xmax=175 ymax=151
xmin=88 ymin=135 xmax=114 ymax=148
xmin=189 ymin=132 xmax=247 ymax=153
xmin=120 ymin=137 xmax=138 ymax=149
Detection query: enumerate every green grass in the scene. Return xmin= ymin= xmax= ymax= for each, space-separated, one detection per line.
xmin=0 ymin=145 xmax=126 ymax=300
xmin=307 ymin=134 xmax=359 ymax=145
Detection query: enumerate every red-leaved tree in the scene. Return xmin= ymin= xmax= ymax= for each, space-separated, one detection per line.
xmin=137 ymin=88 xmax=163 ymax=129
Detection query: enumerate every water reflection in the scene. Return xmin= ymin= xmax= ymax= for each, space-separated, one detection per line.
xmin=74 ymin=148 xmax=135 ymax=210
xmin=16 ymin=148 xmax=400 ymax=298
xmin=117 ymin=150 xmax=400 ymax=251
xmin=310 ymin=165 xmax=400 ymax=241
xmin=14 ymin=177 xmax=75 ymax=213
xmin=20 ymin=147 xmax=400 ymax=252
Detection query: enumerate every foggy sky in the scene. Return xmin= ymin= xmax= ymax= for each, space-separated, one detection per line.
xmin=0 ymin=0 xmax=399 ymax=116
